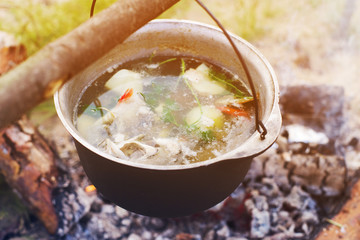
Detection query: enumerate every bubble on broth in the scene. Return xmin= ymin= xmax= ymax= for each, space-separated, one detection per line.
xmin=74 ymin=56 xmax=256 ymax=165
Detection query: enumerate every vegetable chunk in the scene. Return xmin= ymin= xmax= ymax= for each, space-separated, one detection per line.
xmin=183 ymin=64 xmax=227 ymax=95
xmin=75 ymin=57 xmax=255 ymax=165
xmin=105 ymin=69 xmax=143 ymax=93
xmin=185 ymin=105 xmax=224 ymax=131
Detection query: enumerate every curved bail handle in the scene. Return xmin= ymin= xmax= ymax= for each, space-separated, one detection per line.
xmin=195 ymin=0 xmax=268 ymax=140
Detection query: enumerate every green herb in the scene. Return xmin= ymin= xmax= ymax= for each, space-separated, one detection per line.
xmin=142 ymin=94 xmax=158 ymax=109
xmin=138 ymin=92 xmax=147 ymax=102
xmin=209 ymin=69 xmax=249 ymax=98
xmin=181 ymin=59 xmax=203 ymax=125
xmin=149 ymin=50 xmax=156 ymax=63
xmin=161 ymin=99 xmax=180 ymax=126
xmin=139 ymin=60 xmax=217 ymax=142
xmin=91 ymin=107 xmax=115 ymax=119
xmin=138 ymin=83 xmax=166 ymax=110
xmin=180 ymin=59 xmax=220 ymax=134
xmin=159 ymin=58 xmax=177 ymax=66
xmin=238 ymin=96 xmax=254 ymax=103
xmin=152 ymin=82 xmax=166 ymax=94
xmin=140 ymin=90 xmax=180 ymax=126
xmin=200 ymin=130 xmax=215 ymax=142
xmin=175 ymin=58 xmax=186 ymax=89
xmin=184 ymin=123 xmax=215 ymax=142
xmin=324 ymin=218 xmax=344 ymax=229
xmin=181 ymin=58 xmax=186 ymax=75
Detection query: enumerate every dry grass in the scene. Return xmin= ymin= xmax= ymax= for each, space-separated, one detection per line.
xmin=0 ymin=0 xmax=117 ymax=55
xmin=159 ymin=0 xmax=279 ymax=40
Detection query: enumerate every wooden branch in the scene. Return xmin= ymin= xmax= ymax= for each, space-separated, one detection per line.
xmin=0 ymin=45 xmax=26 ymax=74
xmin=0 ymin=0 xmax=180 ymax=129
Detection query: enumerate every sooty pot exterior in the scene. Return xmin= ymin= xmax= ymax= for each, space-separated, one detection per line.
xmin=55 ymin=20 xmax=281 ymax=217
xmin=75 ymin=140 xmax=252 ymax=217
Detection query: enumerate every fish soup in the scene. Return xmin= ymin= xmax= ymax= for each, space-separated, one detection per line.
xmin=75 ymin=56 xmax=256 ymax=165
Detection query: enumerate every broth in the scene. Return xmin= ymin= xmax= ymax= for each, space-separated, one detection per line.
xmin=75 ymin=56 xmax=255 ymax=165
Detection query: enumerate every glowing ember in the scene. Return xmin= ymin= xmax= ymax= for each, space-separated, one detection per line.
xmin=85 ymin=185 xmax=96 ymax=193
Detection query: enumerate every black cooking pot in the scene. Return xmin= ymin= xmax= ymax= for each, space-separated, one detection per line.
xmin=54 ymin=20 xmax=281 ymax=217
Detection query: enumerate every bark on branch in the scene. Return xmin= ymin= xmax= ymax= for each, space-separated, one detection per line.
xmin=0 ymin=116 xmax=59 ymax=234
xmin=0 ymin=0 xmax=180 ymax=129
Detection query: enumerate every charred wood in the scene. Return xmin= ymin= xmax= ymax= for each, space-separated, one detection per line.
xmin=0 ymin=34 xmax=59 ymax=234
xmin=0 ymin=116 xmax=59 ymax=234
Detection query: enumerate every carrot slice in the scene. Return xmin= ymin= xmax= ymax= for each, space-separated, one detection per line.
xmin=117 ymin=88 xmax=133 ymax=104
xmin=217 ymin=106 xmax=249 ymax=118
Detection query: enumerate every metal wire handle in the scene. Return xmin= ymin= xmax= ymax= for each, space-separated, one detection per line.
xmin=90 ymin=0 xmax=267 ymax=139
xmin=195 ymin=0 xmax=267 ymax=140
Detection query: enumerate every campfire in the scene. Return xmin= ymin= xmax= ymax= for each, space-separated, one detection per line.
xmin=1 ymin=83 xmax=359 ymax=239
xmin=1 ymin=1 xmax=360 ymax=239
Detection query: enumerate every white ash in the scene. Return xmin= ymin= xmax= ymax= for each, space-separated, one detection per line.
xmin=5 ymin=85 xmax=357 ymax=240
xmin=286 ymin=124 xmax=329 ymax=144
xmin=249 ymin=209 xmax=270 ymax=239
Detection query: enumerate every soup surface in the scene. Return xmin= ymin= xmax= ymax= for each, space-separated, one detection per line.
xmin=75 ymin=56 xmax=255 ymax=165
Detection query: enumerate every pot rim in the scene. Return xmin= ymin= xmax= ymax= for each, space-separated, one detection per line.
xmin=54 ymin=19 xmax=280 ymax=171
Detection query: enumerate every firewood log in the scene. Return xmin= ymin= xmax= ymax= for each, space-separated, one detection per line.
xmin=0 ymin=116 xmax=59 ymax=234
xmin=0 ymin=33 xmax=60 ymax=233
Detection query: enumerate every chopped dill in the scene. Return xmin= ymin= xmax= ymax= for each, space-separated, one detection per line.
xmin=324 ymin=218 xmax=344 ymax=229
xmin=200 ymin=129 xmax=215 ymax=142
xmin=181 ymin=58 xmax=203 ymax=117
xmin=161 ymin=99 xmax=180 ymax=126
xmin=209 ymin=69 xmax=250 ymax=99
xmin=148 ymin=50 xmax=157 ymax=63
xmin=91 ymin=107 xmax=115 ymax=119
xmin=158 ymin=58 xmax=177 ymax=66
xmin=184 ymin=123 xmax=215 ymax=142
xmin=138 ymin=83 xmax=166 ymax=110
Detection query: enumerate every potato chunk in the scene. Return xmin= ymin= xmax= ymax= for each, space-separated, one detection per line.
xmin=105 ymin=69 xmax=143 ymax=93
xmin=183 ymin=64 xmax=227 ymax=95
xmin=185 ymin=105 xmax=224 ymax=131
